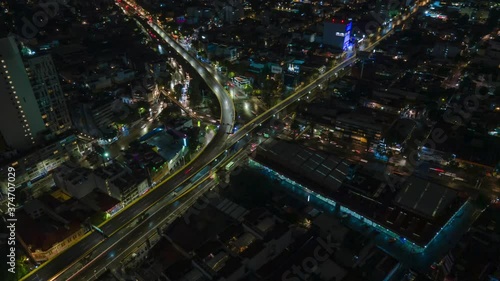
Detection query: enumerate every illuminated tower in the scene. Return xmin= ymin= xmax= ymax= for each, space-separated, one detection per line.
xmin=323 ymin=19 xmax=353 ymax=51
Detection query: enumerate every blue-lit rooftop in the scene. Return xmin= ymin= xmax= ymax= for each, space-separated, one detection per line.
xmin=253 ymin=139 xmax=468 ymax=249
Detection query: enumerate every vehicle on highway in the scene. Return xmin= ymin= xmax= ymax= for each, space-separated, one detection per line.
xmin=139 ymin=213 xmax=150 ymax=222
xmin=225 ymin=161 xmax=235 ymax=171
xmin=185 ymin=167 xmax=194 ymax=174
xmin=91 ymin=225 xmax=109 ymax=238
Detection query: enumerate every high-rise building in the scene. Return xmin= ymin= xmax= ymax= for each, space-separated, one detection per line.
xmin=26 ymin=54 xmax=71 ymax=135
xmin=323 ymin=19 xmax=353 ymax=51
xmin=0 ymin=36 xmax=45 ymax=151
xmin=0 ymin=37 xmax=71 ymax=152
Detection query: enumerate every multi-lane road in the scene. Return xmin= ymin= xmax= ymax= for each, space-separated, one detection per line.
xmin=21 ymin=1 xmax=419 ymax=280
xmin=226 ymin=32 xmax=394 ymax=148
xmin=60 ymin=173 xmax=214 ymax=281
xmin=66 ymin=18 xmax=394 ymax=281
xmin=21 ymin=5 xmax=235 ymax=281
xmin=65 ymin=146 xmax=249 ymax=281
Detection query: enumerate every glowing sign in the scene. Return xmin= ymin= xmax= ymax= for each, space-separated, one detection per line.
xmin=271 ymin=65 xmax=283 ymax=74
xmin=176 ymin=16 xmax=186 ymax=24
xmin=343 ymin=22 xmax=353 ymax=51
xmin=287 ymin=64 xmax=300 ymax=74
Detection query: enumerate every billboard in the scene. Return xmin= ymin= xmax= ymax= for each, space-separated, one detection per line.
xmin=287 ymin=63 xmax=300 ymax=74
xmin=271 ymin=65 xmax=283 ymax=74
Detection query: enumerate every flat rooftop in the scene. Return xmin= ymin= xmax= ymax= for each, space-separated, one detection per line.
xmin=395 ymin=176 xmax=458 ymax=218
xmin=256 ymin=138 xmax=351 ymax=192
xmin=146 ymin=131 xmax=184 ymax=161
xmin=335 ymin=112 xmax=385 ymax=132
xmin=254 ymin=139 xmax=467 ymax=246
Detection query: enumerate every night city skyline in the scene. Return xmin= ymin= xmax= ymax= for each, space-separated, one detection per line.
xmin=1 ymin=0 xmax=500 ymax=281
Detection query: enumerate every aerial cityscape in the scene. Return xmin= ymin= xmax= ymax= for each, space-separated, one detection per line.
xmin=0 ymin=0 xmax=499 ymax=280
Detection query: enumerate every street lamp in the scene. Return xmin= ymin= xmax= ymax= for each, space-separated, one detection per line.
xmin=102 ymin=152 xmax=110 ymax=167
xmin=139 ymin=107 xmax=146 ymax=117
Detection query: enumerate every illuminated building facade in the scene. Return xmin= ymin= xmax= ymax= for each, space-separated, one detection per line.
xmin=323 ymin=19 xmax=353 ymax=51
xmin=284 ymin=60 xmax=303 ymax=88
xmin=0 ymin=37 xmax=45 ymax=151
xmin=0 ymin=36 xmax=71 ymax=152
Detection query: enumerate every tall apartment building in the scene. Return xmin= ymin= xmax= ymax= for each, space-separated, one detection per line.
xmin=0 ymin=36 xmax=70 ymax=152
xmin=26 ymin=54 xmax=71 ymax=135
xmin=0 ymin=36 xmax=45 ymax=151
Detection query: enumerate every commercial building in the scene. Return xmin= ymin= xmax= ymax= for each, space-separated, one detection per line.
xmin=17 ymin=190 xmax=92 ymax=262
xmin=232 ymin=76 xmax=251 ymax=89
xmin=334 ymin=113 xmax=384 ymax=145
xmin=222 ymin=4 xmax=243 ymax=24
xmin=334 ymin=109 xmax=395 ymax=147
xmin=208 ymin=44 xmax=240 ymax=62
xmin=323 ymin=19 xmax=353 ymax=51
xmin=85 ymin=76 xmax=112 ymax=92
xmin=112 ymin=69 xmax=136 ymax=84
xmin=0 ymin=37 xmax=81 ymax=205
xmin=53 ymin=162 xmax=148 ymax=207
xmin=284 ymin=60 xmax=303 ymax=88
xmin=53 ymin=165 xmax=97 ymax=199
xmin=0 ymin=36 xmax=45 ymax=151
xmin=0 ymin=134 xmax=81 ymax=193
xmin=26 ymin=54 xmax=71 ymax=136
xmin=70 ymin=99 xmax=119 ymax=140
xmin=94 ymin=164 xmax=149 ymax=206
xmin=137 ymin=128 xmax=188 ymax=179
xmin=0 ymin=35 xmax=72 ymax=150
xmin=253 ymin=139 xmax=467 ymax=249
xmin=430 ymin=42 xmax=461 ymax=59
